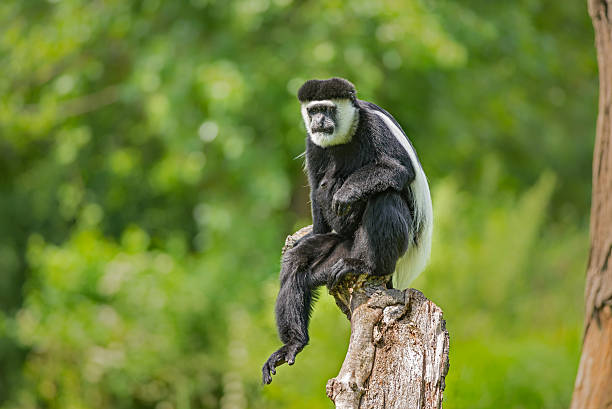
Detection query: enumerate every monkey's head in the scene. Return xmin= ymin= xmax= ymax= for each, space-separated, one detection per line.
xmin=298 ymin=78 xmax=359 ymax=147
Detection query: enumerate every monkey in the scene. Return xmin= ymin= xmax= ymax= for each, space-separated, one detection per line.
xmin=262 ymin=77 xmax=432 ymax=385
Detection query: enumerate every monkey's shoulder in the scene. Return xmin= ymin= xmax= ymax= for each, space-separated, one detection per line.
xmin=355 ymin=101 xmax=418 ymax=176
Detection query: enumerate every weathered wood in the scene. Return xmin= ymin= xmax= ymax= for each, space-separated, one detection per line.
xmin=284 ymin=227 xmax=450 ymax=409
xmin=327 ymin=284 xmax=449 ymax=409
xmin=570 ymin=1 xmax=612 ymax=407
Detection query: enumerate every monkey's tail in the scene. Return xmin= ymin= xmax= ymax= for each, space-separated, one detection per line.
xmin=393 ymin=174 xmax=433 ymax=289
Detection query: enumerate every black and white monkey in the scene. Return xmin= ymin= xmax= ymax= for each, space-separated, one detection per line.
xmin=262 ymin=78 xmax=433 ymax=384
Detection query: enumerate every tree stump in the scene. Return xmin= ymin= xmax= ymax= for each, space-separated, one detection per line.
xmin=283 ymin=226 xmax=450 ymax=409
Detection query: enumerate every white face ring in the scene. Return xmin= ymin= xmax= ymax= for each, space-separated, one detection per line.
xmin=301 ymin=99 xmax=359 ymax=147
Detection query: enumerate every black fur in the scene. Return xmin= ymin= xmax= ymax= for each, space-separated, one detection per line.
xmin=297 ymin=77 xmax=357 ymax=102
xmin=263 ymin=79 xmax=418 ymax=384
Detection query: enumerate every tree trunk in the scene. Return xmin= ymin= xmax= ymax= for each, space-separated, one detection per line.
xmin=284 ymin=227 xmax=450 ymax=409
xmin=570 ymin=1 xmax=612 ymax=408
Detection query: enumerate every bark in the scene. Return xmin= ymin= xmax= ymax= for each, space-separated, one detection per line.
xmin=284 ymin=227 xmax=450 ymax=409
xmin=570 ymin=1 xmax=612 ymax=407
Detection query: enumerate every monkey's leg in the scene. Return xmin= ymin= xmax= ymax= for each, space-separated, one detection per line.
xmin=262 ymin=233 xmax=344 ymax=384
xmin=328 ymin=192 xmax=412 ymax=288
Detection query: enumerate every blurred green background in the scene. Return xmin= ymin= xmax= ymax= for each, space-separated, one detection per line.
xmin=0 ymin=0 xmax=596 ymax=408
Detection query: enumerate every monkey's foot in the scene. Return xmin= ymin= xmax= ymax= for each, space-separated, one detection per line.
xmin=327 ymin=258 xmax=366 ymax=289
xmin=261 ymin=342 xmax=305 ymax=385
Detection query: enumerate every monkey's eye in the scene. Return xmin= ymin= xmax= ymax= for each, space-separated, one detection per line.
xmin=307 ymin=105 xmax=335 ymax=116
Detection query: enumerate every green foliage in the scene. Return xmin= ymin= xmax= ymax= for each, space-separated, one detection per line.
xmin=421 ymin=174 xmax=585 ymax=408
xmin=0 ymin=0 xmax=595 ymax=408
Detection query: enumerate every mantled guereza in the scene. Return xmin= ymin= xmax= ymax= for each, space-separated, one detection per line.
xmin=262 ymin=78 xmax=433 ymax=385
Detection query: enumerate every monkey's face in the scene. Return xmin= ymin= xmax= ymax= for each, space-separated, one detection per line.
xmin=301 ymin=99 xmax=358 ymax=148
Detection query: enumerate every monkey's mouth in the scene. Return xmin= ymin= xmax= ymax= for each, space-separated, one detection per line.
xmin=312 ymin=126 xmax=334 ymax=134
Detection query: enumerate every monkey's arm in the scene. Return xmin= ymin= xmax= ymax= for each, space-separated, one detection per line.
xmin=311 ymin=199 xmax=332 ymax=234
xmin=332 ymin=158 xmax=414 ymax=215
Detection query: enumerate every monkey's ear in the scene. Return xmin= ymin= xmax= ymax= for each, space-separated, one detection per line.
xmin=297 ymin=77 xmax=356 ymax=102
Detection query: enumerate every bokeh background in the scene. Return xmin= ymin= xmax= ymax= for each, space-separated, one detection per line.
xmin=0 ymin=1 xmax=598 ymax=408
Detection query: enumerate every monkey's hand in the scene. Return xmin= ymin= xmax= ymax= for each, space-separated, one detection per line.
xmin=262 ymin=342 xmax=306 ymax=385
xmin=332 ymin=185 xmax=360 ymax=216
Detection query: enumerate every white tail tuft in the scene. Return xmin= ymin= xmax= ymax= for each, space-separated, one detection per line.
xmin=370 ymin=110 xmax=433 ymax=289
